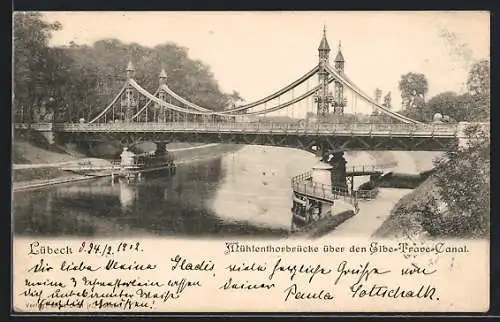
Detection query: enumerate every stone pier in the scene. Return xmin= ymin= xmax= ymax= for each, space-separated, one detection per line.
xmin=155 ymin=142 xmax=168 ymax=155
xmin=40 ymin=131 xmax=55 ymax=145
xmin=322 ymin=148 xmax=347 ymax=191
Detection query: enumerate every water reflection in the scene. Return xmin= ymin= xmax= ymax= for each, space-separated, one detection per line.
xmin=13 ymin=152 xmax=291 ymax=238
xmin=51 ymin=179 xmax=140 ymax=210
xmin=13 ymin=146 xmax=405 ymax=238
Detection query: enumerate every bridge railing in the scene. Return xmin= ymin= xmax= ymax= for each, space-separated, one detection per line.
xmin=291 ymin=167 xmax=388 ymax=204
xmin=55 ymin=121 xmax=461 ymax=136
xmin=355 ymin=188 xmax=379 ymax=200
xmin=14 ymin=123 xmax=54 ymax=131
xmin=346 ymin=161 xmax=398 ymax=174
xmin=291 ymin=171 xmax=355 ymax=204
xmin=18 ymin=121 xmax=490 ymax=136
xmin=291 ymin=171 xmax=313 ymax=185
xmin=62 ymin=161 xmax=123 ymax=171
xmin=292 ymin=178 xmax=353 ymax=204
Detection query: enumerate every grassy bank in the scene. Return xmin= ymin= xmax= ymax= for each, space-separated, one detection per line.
xmin=305 ymin=210 xmax=356 ymax=238
xmin=12 ymin=139 xmax=242 ymax=184
xmin=13 ymin=132 xmax=79 ymax=164
xmin=376 ymin=170 xmax=435 ymax=189
xmin=373 ymin=171 xmax=489 ymax=240
xmin=373 ymin=125 xmax=489 ymax=240
xmin=372 ymin=176 xmax=437 ymax=239
xmin=13 ymin=168 xmax=71 ymax=182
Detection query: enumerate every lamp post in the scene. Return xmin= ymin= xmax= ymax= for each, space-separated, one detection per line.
xmin=47 ymin=97 xmax=55 ymax=122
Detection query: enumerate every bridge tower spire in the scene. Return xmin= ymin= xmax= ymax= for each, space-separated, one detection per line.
xmin=159 ymin=68 xmax=168 ymax=85
xmin=123 ymin=60 xmax=138 ymax=122
xmin=157 ymin=68 xmax=168 ymax=122
xmin=315 ymin=26 xmax=333 ymax=119
xmin=333 ymin=41 xmax=346 ymax=114
xmin=126 ymin=60 xmax=135 ymax=79
xmin=334 ymin=40 xmax=344 ymax=73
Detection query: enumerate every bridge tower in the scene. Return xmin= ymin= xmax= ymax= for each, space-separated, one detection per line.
xmin=122 ymin=60 xmax=138 ymax=122
xmin=333 ymin=41 xmax=346 ymax=115
xmin=158 ymin=68 xmax=168 ymax=122
xmin=314 ymin=26 xmax=334 ymax=119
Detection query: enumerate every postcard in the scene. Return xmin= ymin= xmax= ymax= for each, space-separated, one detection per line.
xmin=11 ymin=11 xmax=490 ymax=313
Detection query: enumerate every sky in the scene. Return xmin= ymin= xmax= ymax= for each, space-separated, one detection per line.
xmin=39 ymin=11 xmax=489 ymax=115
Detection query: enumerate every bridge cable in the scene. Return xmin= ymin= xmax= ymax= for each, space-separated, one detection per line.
xmin=278 ymin=95 xmax=281 ymax=117
xmin=324 ymin=63 xmax=421 ymax=124
xmin=160 ymin=84 xmax=211 ymax=112
xmin=132 ymin=66 xmax=319 ymax=115
xmin=128 ymin=79 xmax=234 ymax=117
xmin=306 ymin=78 xmax=310 ymax=117
xmin=88 ymin=82 xmax=129 ymax=124
xmin=238 ymin=77 xmax=335 ymax=116
xmin=129 ymin=88 xmax=160 ymax=121
xmin=217 ymin=66 xmax=319 ymax=114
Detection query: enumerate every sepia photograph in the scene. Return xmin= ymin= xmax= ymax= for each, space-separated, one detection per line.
xmin=12 ymin=11 xmax=490 ymax=240
xmin=11 ymin=11 xmax=492 ymax=314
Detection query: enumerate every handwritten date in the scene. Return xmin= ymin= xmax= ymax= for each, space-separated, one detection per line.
xmin=78 ymin=241 xmax=143 ymax=257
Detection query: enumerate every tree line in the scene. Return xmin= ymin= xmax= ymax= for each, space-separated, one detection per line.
xmin=395 ymin=64 xmax=489 ymax=122
xmin=13 ymin=12 xmax=243 ymax=123
xmin=14 ymin=13 xmax=489 ymax=125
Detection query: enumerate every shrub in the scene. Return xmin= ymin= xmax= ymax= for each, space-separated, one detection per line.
xmin=426 ymin=124 xmax=490 ymax=238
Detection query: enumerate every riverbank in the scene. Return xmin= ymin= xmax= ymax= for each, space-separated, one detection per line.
xmin=373 ymin=134 xmax=489 ymax=240
xmin=12 ymin=143 xmax=242 ymax=192
xmin=13 ymin=173 xmax=110 ymax=192
xmin=326 ymin=188 xmax=414 ymax=239
xmin=372 ymin=176 xmax=438 ymax=239
xmin=318 ymin=151 xmax=442 ymax=238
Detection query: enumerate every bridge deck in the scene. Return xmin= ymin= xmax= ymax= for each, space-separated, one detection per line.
xmin=292 ymin=179 xmax=350 ymax=204
xmin=291 ymin=172 xmax=355 ymax=205
xmin=291 ymin=167 xmax=388 ymax=206
xmin=16 ymin=122 xmax=489 ymax=151
xmin=347 ymin=170 xmax=383 ymax=176
xmin=345 ymin=163 xmax=395 ymax=176
xmin=15 ymin=121 xmax=484 ymax=138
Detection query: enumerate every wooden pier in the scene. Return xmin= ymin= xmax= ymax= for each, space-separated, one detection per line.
xmin=289 ymin=164 xmax=387 ymax=232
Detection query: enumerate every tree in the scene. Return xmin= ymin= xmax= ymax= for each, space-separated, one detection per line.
xmin=398 ymin=72 xmax=428 ymax=119
xmin=372 ymin=88 xmax=382 ymax=115
xmin=13 ymin=12 xmax=62 ymax=122
xmin=382 ymin=91 xmax=392 ymax=110
xmin=467 ymin=59 xmax=490 ymax=97
xmin=425 ymin=91 xmax=463 ymax=121
xmin=226 ymin=90 xmax=244 ymax=109
xmin=431 ymin=124 xmax=490 ymax=237
xmin=465 ymin=59 xmax=490 ymax=121
xmin=13 ymin=13 xmax=242 ymax=123
xmin=54 ymin=39 xmax=241 ymax=120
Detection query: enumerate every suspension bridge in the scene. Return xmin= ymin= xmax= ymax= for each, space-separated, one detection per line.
xmin=15 ymin=28 xmax=488 ymax=153
xmin=14 ymin=28 xmax=491 ymax=230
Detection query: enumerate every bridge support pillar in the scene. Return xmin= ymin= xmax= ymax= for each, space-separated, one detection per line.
xmin=155 ymin=142 xmax=167 ymax=155
xmin=347 ymin=175 xmax=354 ymax=193
xmin=326 ymin=150 xmax=347 ymax=191
xmin=40 ymin=130 xmax=55 ymax=145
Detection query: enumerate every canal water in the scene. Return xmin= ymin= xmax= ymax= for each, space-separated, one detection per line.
xmin=12 ymin=145 xmax=441 ymax=238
